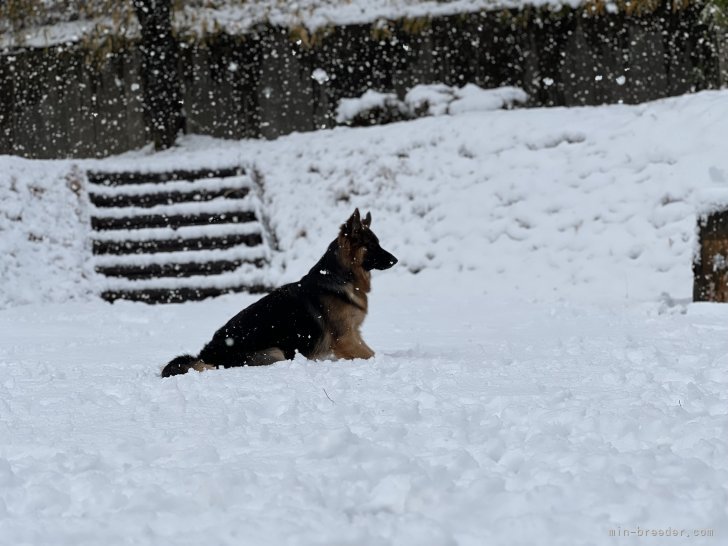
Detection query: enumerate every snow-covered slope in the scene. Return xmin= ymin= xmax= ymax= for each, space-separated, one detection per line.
xmin=1 ymin=91 xmax=728 ymax=545
xmin=4 ymin=91 xmax=728 ymax=307
xmin=97 ymin=89 xmax=728 ymax=304
xmin=0 ymin=158 xmax=94 ymax=307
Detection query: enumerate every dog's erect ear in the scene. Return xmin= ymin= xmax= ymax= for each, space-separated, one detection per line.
xmin=340 ymin=208 xmax=363 ymax=237
xmin=363 ymin=211 xmax=372 ymax=228
xmin=351 ymin=208 xmax=361 ymax=227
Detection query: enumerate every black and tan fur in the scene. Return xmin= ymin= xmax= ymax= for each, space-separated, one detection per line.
xmin=161 ymin=209 xmax=397 ymax=377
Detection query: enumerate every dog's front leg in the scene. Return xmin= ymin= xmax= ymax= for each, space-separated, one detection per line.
xmin=332 ymin=334 xmax=375 ymax=360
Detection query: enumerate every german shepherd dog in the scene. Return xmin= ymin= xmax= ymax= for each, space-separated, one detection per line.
xmin=161 ymin=209 xmax=397 ymax=377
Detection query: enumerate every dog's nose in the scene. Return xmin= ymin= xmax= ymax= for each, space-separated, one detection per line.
xmin=374 ymin=248 xmax=398 ymax=270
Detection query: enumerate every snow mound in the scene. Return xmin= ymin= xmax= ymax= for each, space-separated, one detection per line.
xmin=337 ymin=84 xmax=528 ymax=125
xmin=337 ymin=90 xmax=399 ymax=122
xmin=0 ymin=159 xmax=94 ymax=308
xmin=405 ymin=83 xmax=528 ymax=116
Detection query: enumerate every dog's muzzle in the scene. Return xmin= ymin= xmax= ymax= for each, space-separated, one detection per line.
xmin=368 ymin=247 xmax=398 ymax=270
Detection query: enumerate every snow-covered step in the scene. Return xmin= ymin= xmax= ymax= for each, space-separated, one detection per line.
xmin=86 ymin=166 xmax=246 ymax=186
xmin=93 ymin=230 xmax=262 ymax=255
xmin=92 ymin=222 xmax=264 ymax=255
xmin=87 ymin=166 xmax=273 ymax=304
xmin=100 ymin=267 xmax=268 ymax=292
xmin=91 ymin=222 xmax=263 ymax=243
xmin=99 ymin=267 xmax=269 ymax=304
xmin=88 ymin=172 xmax=254 ymax=209
xmin=88 ymin=175 xmax=253 ymax=197
xmin=90 ymin=197 xmax=257 ymax=231
xmin=93 ymin=242 xmax=268 ymax=281
xmin=101 ymin=284 xmax=269 ymax=304
xmin=95 ymin=258 xmax=262 ymax=281
xmin=93 ymin=233 xmax=262 ymax=256
xmin=92 ymin=244 xmax=268 ymax=269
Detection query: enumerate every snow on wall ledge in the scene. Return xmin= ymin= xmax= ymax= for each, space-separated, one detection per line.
xmin=2 ymin=0 xmax=587 ymax=48
xmin=174 ymin=0 xmax=589 ymax=41
xmin=0 ymin=158 xmax=95 ymax=308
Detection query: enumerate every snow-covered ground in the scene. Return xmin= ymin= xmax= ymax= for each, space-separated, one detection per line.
xmin=2 ymin=91 xmax=728 ymax=544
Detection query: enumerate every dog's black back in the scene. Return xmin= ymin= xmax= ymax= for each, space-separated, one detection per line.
xmin=161 ymin=209 xmax=396 ymax=377
xmin=199 ymin=274 xmax=327 ymax=366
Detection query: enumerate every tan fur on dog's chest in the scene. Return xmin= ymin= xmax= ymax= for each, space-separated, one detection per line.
xmin=315 ymin=293 xmax=374 ymax=360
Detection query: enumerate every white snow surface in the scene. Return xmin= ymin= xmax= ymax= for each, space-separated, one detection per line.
xmin=336 ymin=90 xmax=404 ymax=123
xmin=0 ymin=160 xmax=94 ymax=307
xmin=2 ymin=90 xmax=728 ymax=544
xmin=338 ymin=83 xmax=528 ymax=122
xmin=405 ymin=83 xmax=529 ymax=116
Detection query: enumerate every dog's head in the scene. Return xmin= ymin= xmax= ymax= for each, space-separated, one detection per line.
xmin=339 ymin=209 xmax=398 ymax=271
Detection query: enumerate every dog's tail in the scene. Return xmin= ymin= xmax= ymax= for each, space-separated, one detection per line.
xmin=161 ymin=354 xmax=215 ymax=378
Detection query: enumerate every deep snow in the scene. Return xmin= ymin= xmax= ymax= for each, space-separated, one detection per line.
xmin=1 ymin=91 xmax=728 ymax=544
xmin=1 ymin=288 xmax=726 ymax=545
